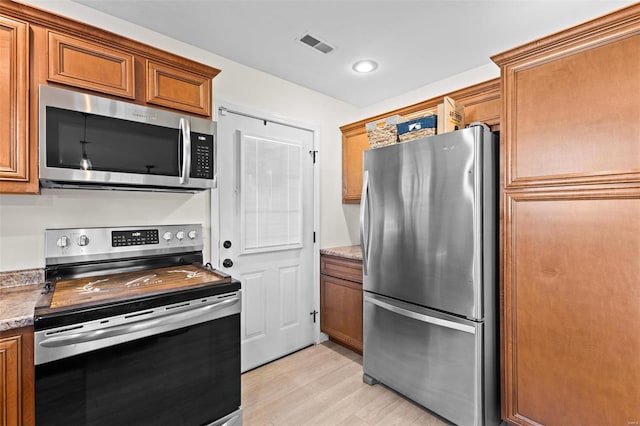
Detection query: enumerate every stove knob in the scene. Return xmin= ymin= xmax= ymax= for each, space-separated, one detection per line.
xmin=188 ymin=230 xmax=198 ymax=240
xmin=56 ymin=235 xmax=69 ymax=248
xmin=163 ymin=231 xmax=173 ymax=241
xmin=176 ymin=231 xmax=185 ymax=240
xmin=78 ymin=234 xmax=90 ymax=247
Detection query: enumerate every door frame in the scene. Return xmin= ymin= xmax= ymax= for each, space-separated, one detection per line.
xmin=211 ymin=99 xmax=324 ymax=345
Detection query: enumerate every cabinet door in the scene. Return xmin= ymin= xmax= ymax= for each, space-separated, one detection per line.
xmin=0 ymin=15 xmax=30 ymax=192
xmin=0 ymin=335 xmax=20 ymax=426
xmin=503 ymin=191 xmax=640 ymax=425
xmin=341 ymin=128 xmax=368 ymax=204
xmin=0 ymin=328 xmax=33 ymax=426
xmin=146 ymin=60 xmax=211 ymax=117
xmin=320 ymin=274 xmax=363 ymax=353
xmin=500 ymin=32 xmax=640 ymax=188
xmin=48 ymin=31 xmax=135 ymax=99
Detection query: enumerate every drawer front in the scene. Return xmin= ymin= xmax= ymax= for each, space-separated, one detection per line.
xmin=320 ymin=254 xmax=362 ymax=283
xmin=48 ymin=31 xmax=135 ymax=99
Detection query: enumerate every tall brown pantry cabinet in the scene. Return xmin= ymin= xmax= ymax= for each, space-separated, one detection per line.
xmin=492 ymin=4 xmax=640 ymax=425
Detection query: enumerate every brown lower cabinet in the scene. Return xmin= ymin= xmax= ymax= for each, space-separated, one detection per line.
xmin=320 ymin=254 xmax=363 ymax=353
xmin=0 ymin=326 xmax=34 ymax=426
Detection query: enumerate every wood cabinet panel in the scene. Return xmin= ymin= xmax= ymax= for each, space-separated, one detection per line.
xmin=146 ymin=60 xmax=211 ymax=116
xmin=340 ymin=78 xmax=500 ymax=203
xmin=0 ymin=326 xmax=34 ymax=426
xmin=498 ymin=17 xmax=640 ymax=188
xmin=0 ymin=14 xmax=32 ymax=192
xmin=320 ymin=274 xmax=363 ymax=353
xmin=342 ymin=129 xmax=368 ymax=204
xmin=0 ymin=335 xmax=20 ymax=426
xmin=503 ymin=191 xmax=640 ymax=425
xmin=494 ymin=6 xmax=640 ymax=425
xmin=320 ymin=254 xmax=363 ymax=284
xmin=47 ymin=31 xmax=135 ymax=99
xmin=320 ymin=253 xmax=363 ymax=353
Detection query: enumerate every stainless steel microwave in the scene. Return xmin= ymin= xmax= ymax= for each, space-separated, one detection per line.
xmin=39 ymin=85 xmax=216 ymax=192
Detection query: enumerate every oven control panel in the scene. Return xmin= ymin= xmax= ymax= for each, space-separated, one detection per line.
xmin=45 ymin=224 xmax=203 ymax=265
xmin=112 ymin=229 xmax=159 ymax=247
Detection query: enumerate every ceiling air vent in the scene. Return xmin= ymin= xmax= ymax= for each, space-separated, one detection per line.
xmin=299 ymin=33 xmax=334 ymax=54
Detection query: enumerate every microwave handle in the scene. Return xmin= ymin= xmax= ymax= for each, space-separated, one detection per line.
xmin=179 ymin=118 xmax=191 ymax=184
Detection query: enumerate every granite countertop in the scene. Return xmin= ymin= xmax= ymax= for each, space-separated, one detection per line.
xmin=0 ymin=269 xmax=45 ymax=332
xmin=320 ymin=245 xmax=362 ymax=261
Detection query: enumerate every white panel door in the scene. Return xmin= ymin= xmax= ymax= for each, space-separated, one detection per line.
xmin=217 ymin=107 xmax=315 ymax=372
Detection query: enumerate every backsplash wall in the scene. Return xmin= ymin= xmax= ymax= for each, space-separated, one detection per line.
xmin=0 ymin=189 xmax=210 ymax=271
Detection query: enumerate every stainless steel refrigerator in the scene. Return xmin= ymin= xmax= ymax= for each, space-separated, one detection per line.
xmin=360 ymin=123 xmax=499 ymax=426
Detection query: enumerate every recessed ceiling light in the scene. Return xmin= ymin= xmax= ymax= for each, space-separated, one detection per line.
xmin=352 ymin=60 xmax=378 ymax=73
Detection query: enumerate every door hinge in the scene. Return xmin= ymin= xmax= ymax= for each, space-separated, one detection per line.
xmin=308 ymin=150 xmax=318 ymax=164
xmin=313 ymin=231 xmax=316 ymax=243
xmin=310 ymin=310 xmax=318 ymax=323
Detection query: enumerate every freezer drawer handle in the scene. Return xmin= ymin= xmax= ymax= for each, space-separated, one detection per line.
xmin=365 ymin=294 xmax=476 ymax=334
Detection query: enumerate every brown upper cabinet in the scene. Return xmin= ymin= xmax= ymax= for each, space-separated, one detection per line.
xmin=47 ymin=31 xmax=135 ymax=99
xmin=493 ymin=4 xmax=640 ymax=425
xmin=340 ymin=78 xmax=500 ymax=203
xmin=146 ymin=60 xmax=212 ymax=116
xmin=0 ymin=14 xmax=32 ymax=193
xmin=0 ymin=0 xmax=221 ymax=194
xmin=495 ymin=7 xmax=640 ymax=189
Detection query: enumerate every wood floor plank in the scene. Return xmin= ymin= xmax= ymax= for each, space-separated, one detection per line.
xmin=241 ymin=341 xmax=448 ymax=426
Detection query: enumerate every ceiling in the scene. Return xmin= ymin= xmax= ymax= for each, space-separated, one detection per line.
xmin=74 ymin=0 xmax=634 ymax=107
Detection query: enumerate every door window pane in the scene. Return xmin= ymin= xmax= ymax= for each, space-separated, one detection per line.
xmin=240 ymin=134 xmax=302 ymax=252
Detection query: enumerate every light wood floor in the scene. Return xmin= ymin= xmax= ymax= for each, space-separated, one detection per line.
xmin=241 ymin=340 xmax=448 ymax=425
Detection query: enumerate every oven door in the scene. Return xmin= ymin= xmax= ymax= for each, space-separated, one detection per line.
xmin=35 ymin=293 xmax=241 ymax=426
xmin=39 ymin=85 xmax=216 ymax=191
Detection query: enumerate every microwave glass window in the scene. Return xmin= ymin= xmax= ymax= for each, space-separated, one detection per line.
xmin=46 ymin=107 xmax=180 ymax=176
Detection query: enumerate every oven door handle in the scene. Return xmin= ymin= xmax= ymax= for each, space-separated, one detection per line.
xmin=39 ymin=297 xmax=240 ymax=348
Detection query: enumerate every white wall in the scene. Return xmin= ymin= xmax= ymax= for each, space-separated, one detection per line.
xmin=0 ymin=189 xmax=211 ymax=270
xmin=0 ymin=0 xmax=499 ymax=271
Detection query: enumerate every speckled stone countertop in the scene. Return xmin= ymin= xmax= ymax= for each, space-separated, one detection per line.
xmin=320 ymin=245 xmax=362 ymax=261
xmin=0 ymin=269 xmax=45 ymax=332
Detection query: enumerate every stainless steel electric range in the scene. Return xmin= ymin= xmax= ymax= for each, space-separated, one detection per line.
xmin=34 ymin=224 xmax=242 ymax=426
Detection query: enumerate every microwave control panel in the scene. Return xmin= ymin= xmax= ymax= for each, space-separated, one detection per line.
xmin=191 ymin=133 xmax=214 ymax=179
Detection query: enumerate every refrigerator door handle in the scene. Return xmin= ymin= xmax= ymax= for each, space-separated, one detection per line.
xmin=364 ymin=293 xmax=476 ymax=334
xmin=360 ymin=170 xmax=370 ymax=275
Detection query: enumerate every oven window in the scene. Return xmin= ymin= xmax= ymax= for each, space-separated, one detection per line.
xmin=35 ymin=314 xmax=240 ymax=426
xmin=45 ymin=107 xmax=180 ymax=176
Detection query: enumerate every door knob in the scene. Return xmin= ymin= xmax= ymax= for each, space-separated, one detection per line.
xmin=223 ymin=240 xmax=232 ymax=249
xmin=222 ymin=258 xmax=234 ymax=268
